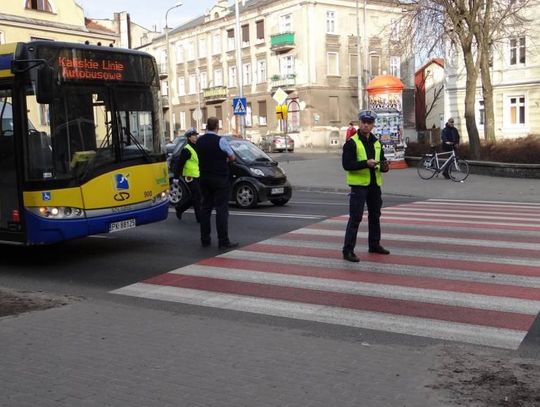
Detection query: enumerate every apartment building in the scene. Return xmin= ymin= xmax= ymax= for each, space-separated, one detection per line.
xmin=0 ymin=0 xmax=117 ymax=46
xmin=444 ymin=6 xmax=540 ymax=141
xmin=142 ymin=0 xmax=414 ymax=147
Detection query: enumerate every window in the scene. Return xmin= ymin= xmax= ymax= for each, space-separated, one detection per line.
xmin=478 ymin=100 xmax=485 ymax=126
xmin=326 ymin=11 xmax=336 ymax=34
xmin=178 ymin=76 xmax=185 ymax=96
xmin=39 ymin=104 xmax=49 ymax=126
xmin=258 ymin=100 xmax=267 ymax=125
xmin=227 ymin=29 xmax=235 ymax=51
xmin=280 ymin=14 xmax=292 ymax=33
xmin=26 ymin=0 xmax=53 ymax=12
xmin=390 ymin=19 xmax=400 ymax=41
xmin=327 ymin=52 xmax=339 ymax=76
xmin=349 ymin=54 xmax=358 ymax=76
xmin=228 ymin=66 xmax=237 ymax=87
xmin=186 ymin=41 xmax=195 ymax=60
xmin=201 ymin=107 xmax=208 ymax=125
xmin=189 ymin=109 xmax=196 ymax=128
xmin=199 ymin=71 xmax=208 ymax=90
xmin=246 ymin=103 xmax=252 ymax=127
xmin=507 ymin=95 xmax=525 ymax=125
xmin=214 ymin=68 xmax=223 ymax=86
xmin=390 ymin=56 xmax=400 ymax=77
xmin=329 ymin=96 xmax=339 ymax=122
xmin=175 ymin=43 xmax=184 ymax=64
xmin=213 ymin=32 xmax=221 ymax=55
xmin=215 ymin=106 xmax=223 ymax=128
xmin=243 ymin=63 xmax=252 ymax=85
xmin=161 ymin=80 xmax=169 ymax=97
xmin=198 ymin=37 xmax=207 ymax=58
xmin=188 ymin=74 xmax=197 ymax=94
xmin=257 ymin=60 xmax=267 ymax=83
xmin=180 ymin=111 xmax=186 ymax=131
xmin=510 ymin=37 xmax=526 ymax=65
xmin=242 ymin=24 xmax=250 ymax=47
xmin=370 ymin=54 xmax=380 ymax=76
xmin=256 ymin=20 xmax=265 ymax=42
xmin=280 ymin=55 xmax=295 ymax=76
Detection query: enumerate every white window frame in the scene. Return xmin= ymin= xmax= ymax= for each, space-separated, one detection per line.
xmin=198 ymin=37 xmax=207 ymax=59
xmin=390 ymin=19 xmax=400 ymax=41
xmin=199 ymin=71 xmax=208 ymax=90
xmin=161 ymin=80 xmax=168 ymax=97
xmin=326 ymin=11 xmax=336 ymax=34
xmin=509 ymin=36 xmax=526 ymax=66
xmin=186 ymin=41 xmax=195 ymax=61
xmin=188 ymin=74 xmax=197 ymax=95
xmin=243 ymin=63 xmax=252 ymax=85
xmin=257 ymin=60 xmax=267 ymax=83
xmin=213 ymin=32 xmax=221 ymax=55
xmin=180 ymin=111 xmax=186 ymax=131
xmin=214 ymin=68 xmax=223 ymax=86
xmin=327 ymin=52 xmax=339 ymax=76
xmin=280 ymin=55 xmax=295 ymax=76
xmin=390 ymin=56 xmax=400 ymax=77
xmin=228 ymin=66 xmax=237 ymax=88
xmin=227 ymin=29 xmax=235 ymax=51
xmin=504 ymin=94 xmax=527 ymax=128
xmin=178 ymin=76 xmax=185 ymax=96
xmin=349 ymin=54 xmax=358 ymax=76
xmin=175 ymin=43 xmax=184 ymax=64
xmin=279 ymin=14 xmax=292 ymax=33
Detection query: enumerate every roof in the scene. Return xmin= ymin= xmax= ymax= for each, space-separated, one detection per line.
xmin=367 ymin=75 xmax=405 ymax=92
xmin=415 ymin=58 xmax=444 ymax=75
xmin=85 ymin=18 xmax=117 ymax=35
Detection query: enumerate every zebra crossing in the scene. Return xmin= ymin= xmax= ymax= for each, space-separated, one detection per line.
xmin=112 ymin=199 xmax=540 ymax=350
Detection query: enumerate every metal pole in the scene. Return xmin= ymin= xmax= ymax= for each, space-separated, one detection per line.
xmin=356 ymin=0 xmax=362 ymax=111
xmin=363 ymin=0 xmax=368 ymax=109
xmin=234 ymin=0 xmax=245 ymax=138
xmin=165 ymin=2 xmax=182 ymax=142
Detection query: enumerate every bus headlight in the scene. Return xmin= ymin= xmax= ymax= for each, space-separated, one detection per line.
xmin=29 ymin=206 xmax=86 ymax=219
xmin=151 ymin=190 xmax=169 ymax=205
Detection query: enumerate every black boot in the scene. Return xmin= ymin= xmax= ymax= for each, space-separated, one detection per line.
xmin=343 ymin=252 xmax=360 ymax=262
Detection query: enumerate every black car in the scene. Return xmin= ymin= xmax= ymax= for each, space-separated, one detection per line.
xmin=167 ymin=135 xmax=292 ymax=209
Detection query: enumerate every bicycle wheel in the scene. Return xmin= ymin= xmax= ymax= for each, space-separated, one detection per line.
xmin=417 ymin=156 xmax=437 ymax=179
xmin=449 ymin=159 xmax=470 ymax=182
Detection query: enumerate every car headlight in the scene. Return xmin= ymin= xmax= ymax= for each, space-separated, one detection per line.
xmin=249 ymin=168 xmax=265 ymax=177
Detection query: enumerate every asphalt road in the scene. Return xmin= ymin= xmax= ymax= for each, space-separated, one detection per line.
xmin=0 ymin=191 xmax=414 ymax=297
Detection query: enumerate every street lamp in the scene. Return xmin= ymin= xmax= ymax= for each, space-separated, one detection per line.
xmin=165 ymin=1 xmax=183 ymax=142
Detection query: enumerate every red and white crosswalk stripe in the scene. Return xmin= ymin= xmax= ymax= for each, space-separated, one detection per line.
xmin=112 ymin=199 xmax=540 ymax=349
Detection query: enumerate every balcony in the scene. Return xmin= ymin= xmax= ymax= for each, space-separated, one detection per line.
xmin=270 ymin=74 xmax=296 ymax=93
xmin=203 ymin=85 xmax=227 ymax=104
xmin=270 ymin=32 xmax=295 ymax=53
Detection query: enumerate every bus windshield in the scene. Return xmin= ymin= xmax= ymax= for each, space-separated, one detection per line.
xmin=25 ymin=83 xmax=162 ymax=181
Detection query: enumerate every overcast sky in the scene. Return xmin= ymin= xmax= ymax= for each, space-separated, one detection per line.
xmin=75 ymin=0 xmax=220 ymax=31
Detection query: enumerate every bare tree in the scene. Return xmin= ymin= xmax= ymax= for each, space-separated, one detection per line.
xmin=415 ymin=68 xmax=444 ymax=130
xmin=396 ymin=0 xmax=537 ymax=159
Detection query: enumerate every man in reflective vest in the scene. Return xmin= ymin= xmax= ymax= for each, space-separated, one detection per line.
xmin=172 ymin=128 xmax=201 ymax=222
xmin=342 ymin=110 xmax=390 ymax=262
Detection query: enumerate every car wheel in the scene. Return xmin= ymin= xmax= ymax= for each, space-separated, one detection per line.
xmin=169 ymin=179 xmax=189 ymax=206
xmin=234 ymin=182 xmax=258 ymax=209
xmin=270 ymin=197 xmax=289 ymax=206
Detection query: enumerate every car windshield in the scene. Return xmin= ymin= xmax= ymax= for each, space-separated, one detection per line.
xmin=229 ymin=139 xmax=272 ymax=164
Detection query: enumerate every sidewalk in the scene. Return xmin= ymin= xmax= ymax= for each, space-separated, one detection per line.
xmin=279 ymin=153 xmax=540 ymax=203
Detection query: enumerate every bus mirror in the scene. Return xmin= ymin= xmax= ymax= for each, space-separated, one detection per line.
xmin=36 ymin=65 xmax=54 ymax=104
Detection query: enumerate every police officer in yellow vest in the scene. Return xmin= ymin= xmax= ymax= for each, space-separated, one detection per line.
xmin=172 ymin=128 xmax=201 ymax=222
xmin=342 ymin=110 xmax=390 ymax=262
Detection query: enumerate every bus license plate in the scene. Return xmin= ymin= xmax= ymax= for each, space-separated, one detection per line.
xmin=109 ymin=219 xmax=136 ymax=233
xmin=271 ymin=187 xmax=284 ymax=195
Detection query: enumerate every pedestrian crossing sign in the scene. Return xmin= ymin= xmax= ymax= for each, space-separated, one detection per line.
xmin=232 ymin=97 xmax=247 ymax=116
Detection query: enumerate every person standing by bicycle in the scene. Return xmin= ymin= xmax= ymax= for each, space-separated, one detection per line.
xmin=342 ymin=110 xmax=390 ymax=263
xmin=441 ymin=117 xmax=460 ymax=179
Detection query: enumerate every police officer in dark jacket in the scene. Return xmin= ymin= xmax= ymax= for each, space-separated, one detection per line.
xmin=342 ymin=110 xmax=390 ymax=263
xmin=172 ymin=128 xmax=201 ymax=222
xmin=441 ymin=117 xmax=460 ymax=179
xmin=196 ymin=117 xmax=238 ymax=250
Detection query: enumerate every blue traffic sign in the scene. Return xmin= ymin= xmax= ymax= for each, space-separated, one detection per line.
xmin=232 ymin=97 xmax=247 ymax=116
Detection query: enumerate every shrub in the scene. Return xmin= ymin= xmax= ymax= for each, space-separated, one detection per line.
xmin=405 ymin=135 xmax=540 ymax=164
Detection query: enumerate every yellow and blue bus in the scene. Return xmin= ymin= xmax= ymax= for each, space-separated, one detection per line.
xmin=0 ymin=41 xmax=169 ymax=244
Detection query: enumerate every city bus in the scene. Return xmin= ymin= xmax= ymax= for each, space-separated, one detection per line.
xmin=0 ymin=41 xmax=169 ymax=245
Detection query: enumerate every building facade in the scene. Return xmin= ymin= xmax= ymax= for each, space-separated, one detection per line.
xmin=0 ymin=0 xmax=117 ymax=46
xmin=142 ymin=0 xmax=414 ymax=147
xmin=415 ymin=58 xmax=444 ymax=131
xmin=444 ymin=6 xmax=540 ymax=141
